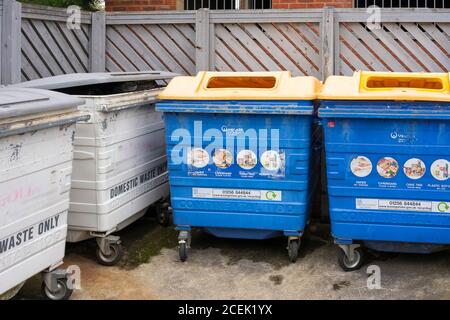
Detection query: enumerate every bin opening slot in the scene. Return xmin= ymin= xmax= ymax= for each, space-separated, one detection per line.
xmin=364 ymin=76 xmax=444 ymax=91
xmin=55 ymin=80 xmax=164 ymax=96
xmin=206 ymin=76 xmax=277 ymax=89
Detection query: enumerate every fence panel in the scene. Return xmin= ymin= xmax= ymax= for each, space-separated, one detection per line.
xmin=336 ymin=10 xmax=450 ymax=75
xmin=213 ymin=22 xmax=322 ymax=78
xmin=20 ymin=4 xmax=91 ymax=81
xmin=210 ymin=10 xmax=323 ymax=78
xmin=105 ymin=13 xmax=196 ymax=75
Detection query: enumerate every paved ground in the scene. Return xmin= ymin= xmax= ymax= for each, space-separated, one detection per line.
xmin=15 ymin=214 xmax=450 ymax=300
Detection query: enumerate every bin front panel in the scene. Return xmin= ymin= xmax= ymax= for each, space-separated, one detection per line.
xmin=321 ymin=101 xmax=450 ymax=245
xmin=160 ymin=100 xmax=314 ymax=239
xmin=68 ymin=94 xmax=169 ymax=233
xmin=0 ymin=123 xmax=74 ymax=294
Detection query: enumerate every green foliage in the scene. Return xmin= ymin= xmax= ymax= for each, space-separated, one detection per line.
xmin=19 ymin=0 xmax=104 ymax=11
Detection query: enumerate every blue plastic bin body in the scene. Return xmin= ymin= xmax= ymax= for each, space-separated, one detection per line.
xmin=319 ymin=100 xmax=450 ymax=251
xmin=157 ymin=100 xmax=316 ymax=239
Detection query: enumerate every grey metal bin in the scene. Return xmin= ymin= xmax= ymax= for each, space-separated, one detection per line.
xmin=14 ymin=71 xmax=177 ymax=266
xmin=0 ymin=88 xmax=87 ymax=300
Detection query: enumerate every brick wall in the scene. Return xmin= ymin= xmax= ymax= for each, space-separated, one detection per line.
xmin=105 ymin=0 xmax=352 ymax=11
xmin=272 ymin=0 xmax=353 ymax=9
xmin=105 ymin=0 xmax=178 ymax=12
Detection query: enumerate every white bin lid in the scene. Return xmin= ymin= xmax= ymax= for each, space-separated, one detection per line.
xmin=12 ymin=71 xmax=178 ymax=90
xmin=0 ymin=87 xmax=84 ymax=120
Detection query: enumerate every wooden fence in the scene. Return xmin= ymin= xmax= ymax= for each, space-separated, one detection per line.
xmin=20 ymin=4 xmax=92 ymax=81
xmin=335 ymin=10 xmax=450 ymax=75
xmin=0 ymin=0 xmax=449 ymax=84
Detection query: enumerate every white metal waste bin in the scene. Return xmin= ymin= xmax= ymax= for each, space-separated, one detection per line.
xmin=0 ymin=87 xmax=87 ymax=300
xmin=14 ymin=71 xmax=177 ymax=266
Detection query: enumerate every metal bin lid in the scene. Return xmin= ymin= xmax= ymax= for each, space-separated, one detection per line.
xmin=11 ymin=71 xmax=178 ymax=91
xmin=0 ymin=87 xmax=84 ymax=120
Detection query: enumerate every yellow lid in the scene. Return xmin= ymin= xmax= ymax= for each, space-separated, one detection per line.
xmin=319 ymin=71 xmax=450 ymax=102
xmin=158 ymin=71 xmax=322 ymax=100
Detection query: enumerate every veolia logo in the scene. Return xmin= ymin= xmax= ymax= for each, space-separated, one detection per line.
xmin=389 ymin=131 xmax=416 ymax=143
xmin=390 ymin=132 xmax=398 ymax=139
xmin=437 ymin=202 xmax=450 ymax=213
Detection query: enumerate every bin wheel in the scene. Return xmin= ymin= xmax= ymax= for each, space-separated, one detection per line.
xmin=288 ymin=240 xmax=300 ymax=263
xmin=96 ymin=242 xmax=123 ymax=266
xmin=41 ymin=278 xmax=73 ymax=301
xmin=338 ymin=247 xmax=364 ymax=272
xmin=156 ymin=203 xmax=171 ymax=227
xmin=179 ymin=242 xmax=188 ymax=262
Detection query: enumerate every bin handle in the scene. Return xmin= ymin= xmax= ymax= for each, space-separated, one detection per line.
xmin=358 ymin=71 xmax=449 ymax=94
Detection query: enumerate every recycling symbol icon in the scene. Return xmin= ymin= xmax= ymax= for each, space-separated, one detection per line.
xmin=437 ymin=202 xmax=450 ymax=213
xmin=265 ymin=191 xmax=277 ymax=201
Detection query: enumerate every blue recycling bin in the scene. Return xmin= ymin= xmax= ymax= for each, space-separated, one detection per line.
xmin=156 ymin=72 xmax=322 ymax=262
xmin=319 ymin=71 xmax=450 ymax=271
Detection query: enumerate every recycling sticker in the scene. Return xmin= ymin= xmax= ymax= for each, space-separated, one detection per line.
xmin=356 ymin=198 xmax=450 ymax=213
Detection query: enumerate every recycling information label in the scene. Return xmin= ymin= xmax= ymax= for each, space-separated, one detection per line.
xmin=356 ymin=198 xmax=450 ymax=213
xmin=192 ymin=188 xmax=282 ymax=201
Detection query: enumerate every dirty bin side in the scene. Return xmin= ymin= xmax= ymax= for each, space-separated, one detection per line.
xmin=157 ymin=72 xmax=321 ymax=241
xmin=0 ymin=88 xmax=85 ymax=295
xmin=11 ymin=72 xmax=177 ymax=243
xmin=68 ymin=89 xmax=169 ymax=237
xmin=319 ymin=72 xmax=450 ymax=251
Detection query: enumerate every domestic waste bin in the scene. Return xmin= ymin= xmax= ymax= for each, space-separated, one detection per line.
xmin=14 ymin=71 xmax=177 ymax=266
xmin=157 ymin=71 xmax=322 ymax=262
xmin=0 ymin=87 xmax=87 ymax=299
xmin=319 ymin=71 xmax=450 ymax=271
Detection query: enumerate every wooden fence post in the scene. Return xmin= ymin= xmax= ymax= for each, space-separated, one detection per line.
xmin=1 ymin=0 xmax=22 ymax=84
xmin=89 ymin=11 xmax=106 ymax=72
xmin=195 ymin=8 xmax=211 ymax=73
xmin=321 ymin=7 xmax=335 ymax=81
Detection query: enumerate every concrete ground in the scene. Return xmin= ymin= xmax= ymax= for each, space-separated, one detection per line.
xmin=15 ymin=213 xmax=450 ymax=300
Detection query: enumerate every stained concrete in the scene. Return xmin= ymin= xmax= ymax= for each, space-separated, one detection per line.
xmin=14 ymin=214 xmax=450 ymax=300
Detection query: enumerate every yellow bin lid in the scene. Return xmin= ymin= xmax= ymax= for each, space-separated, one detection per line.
xmin=319 ymin=71 xmax=450 ymax=102
xmin=158 ymin=71 xmax=322 ymax=100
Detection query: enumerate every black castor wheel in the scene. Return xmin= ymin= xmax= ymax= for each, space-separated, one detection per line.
xmin=287 ymin=239 xmax=300 ymax=263
xmin=179 ymin=242 xmax=188 ymax=262
xmin=156 ymin=202 xmax=171 ymax=227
